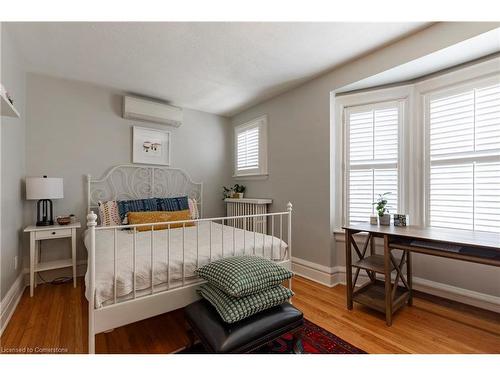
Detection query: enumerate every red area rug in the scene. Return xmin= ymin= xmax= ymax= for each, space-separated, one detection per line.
xmin=255 ymin=319 xmax=365 ymax=354
xmin=179 ymin=319 xmax=366 ymax=354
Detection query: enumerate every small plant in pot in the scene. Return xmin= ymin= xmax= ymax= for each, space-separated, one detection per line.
xmin=232 ymin=184 xmax=246 ymax=198
xmin=222 ymin=184 xmax=247 ymax=199
xmin=373 ymin=192 xmax=391 ymax=225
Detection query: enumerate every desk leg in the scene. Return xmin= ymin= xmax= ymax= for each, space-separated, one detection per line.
xmin=407 ymin=251 xmax=413 ymax=306
xmin=30 ymin=233 xmax=35 ymax=297
xmin=72 ymin=229 xmax=77 ymax=288
xmin=369 ymin=234 xmax=376 ymax=280
xmin=345 ymin=230 xmax=353 ymax=310
xmin=383 ymin=235 xmax=392 ymax=326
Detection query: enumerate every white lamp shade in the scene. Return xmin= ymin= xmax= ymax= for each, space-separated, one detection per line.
xmin=26 ymin=177 xmax=64 ymax=200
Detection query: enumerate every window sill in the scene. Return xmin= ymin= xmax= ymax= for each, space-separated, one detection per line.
xmin=233 ymin=173 xmax=269 ymax=180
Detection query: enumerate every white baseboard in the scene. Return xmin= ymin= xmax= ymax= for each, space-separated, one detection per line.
xmin=411 ymin=276 xmax=500 ymax=313
xmin=0 ymin=272 xmax=26 ymax=336
xmin=291 ymin=257 xmax=342 ymax=287
xmin=292 ymin=257 xmax=500 ymax=313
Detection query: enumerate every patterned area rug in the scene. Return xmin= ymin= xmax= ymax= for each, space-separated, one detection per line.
xmin=178 ymin=319 xmax=366 ymax=354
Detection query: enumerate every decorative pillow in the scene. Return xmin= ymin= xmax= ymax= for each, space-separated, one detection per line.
xmin=157 ymin=196 xmax=189 ymax=211
xmin=188 ymin=198 xmax=199 ymax=219
xmin=198 ymin=283 xmax=293 ymax=323
xmin=97 ymin=200 xmax=121 ymax=226
xmin=195 ymin=256 xmax=293 ymax=297
xmin=127 ymin=210 xmax=194 ymax=232
xmin=117 ymin=198 xmax=159 ymax=223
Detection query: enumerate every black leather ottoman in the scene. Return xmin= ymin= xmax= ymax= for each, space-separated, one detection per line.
xmin=184 ymin=299 xmax=304 ymax=353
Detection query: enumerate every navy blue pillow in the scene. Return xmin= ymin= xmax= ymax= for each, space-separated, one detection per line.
xmin=117 ymin=198 xmax=159 ymax=222
xmin=157 ymin=196 xmax=189 ymax=211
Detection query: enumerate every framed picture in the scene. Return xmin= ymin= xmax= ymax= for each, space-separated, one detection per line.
xmin=133 ymin=126 xmax=171 ymax=165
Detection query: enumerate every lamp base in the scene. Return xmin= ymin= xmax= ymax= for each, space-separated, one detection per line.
xmin=36 ymin=199 xmax=55 ymax=226
xmin=36 ymin=219 xmax=54 ymax=226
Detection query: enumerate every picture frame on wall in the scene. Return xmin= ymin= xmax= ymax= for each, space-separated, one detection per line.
xmin=132 ymin=126 xmax=171 ymax=165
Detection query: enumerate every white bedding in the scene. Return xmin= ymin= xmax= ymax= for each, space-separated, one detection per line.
xmin=84 ymin=221 xmax=287 ymax=308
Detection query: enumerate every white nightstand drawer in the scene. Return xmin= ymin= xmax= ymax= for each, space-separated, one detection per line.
xmin=35 ymin=228 xmax=72 ymax=240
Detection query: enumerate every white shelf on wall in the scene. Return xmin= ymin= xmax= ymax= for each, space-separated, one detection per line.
xmin=1 ymin=92 xmax=20 ymax=118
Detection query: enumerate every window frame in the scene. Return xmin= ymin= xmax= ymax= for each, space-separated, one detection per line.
xmin=344 ymin=99 xmax=406 ymax=226
xmin=333 ymin=84 xmax=412 ymax=230
xmin=233 ymin=115 xmax=269 ymax=178
xmin=422 ymin=75 xmax=500 ymax=230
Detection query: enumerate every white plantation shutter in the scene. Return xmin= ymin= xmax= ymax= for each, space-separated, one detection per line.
xmin=234 ymin=116 xmax=268 ymax=176
xmin=346 ymin=102 xmax=401 ymax=224
xmin=474 ymin=162 xmax=500 ymax=232
xmin=237 ymin=127 xmax=259 ymax=170
xmin=428 ymin=81 xmax=500 ymax=233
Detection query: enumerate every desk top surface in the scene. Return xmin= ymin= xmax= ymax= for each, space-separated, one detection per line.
xmin=342 ymin=223 xmax=500 ymax=250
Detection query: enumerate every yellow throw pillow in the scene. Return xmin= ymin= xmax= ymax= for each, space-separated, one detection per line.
xmin=127 ymin=210 xmax=194 ymax=232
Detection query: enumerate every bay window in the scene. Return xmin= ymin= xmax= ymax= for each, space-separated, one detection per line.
xmin=336 ymin=57 xmax=499 ymax=233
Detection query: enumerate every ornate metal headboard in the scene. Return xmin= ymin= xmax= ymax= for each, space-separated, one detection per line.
xmin=87 ymin=165 xmax=203 ymax=218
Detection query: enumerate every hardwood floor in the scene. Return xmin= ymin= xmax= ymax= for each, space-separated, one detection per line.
xmin=1 ymin=276 xmax=499 ymax=354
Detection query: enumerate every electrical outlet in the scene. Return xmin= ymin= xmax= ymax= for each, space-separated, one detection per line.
xmin=14 ymin=255 xmax=18 ymax=270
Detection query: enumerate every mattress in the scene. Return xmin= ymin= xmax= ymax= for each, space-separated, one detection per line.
xmin=84 ymin=221 xmax=288 ymax=308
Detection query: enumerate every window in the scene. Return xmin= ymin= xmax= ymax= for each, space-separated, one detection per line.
xmin=234 ymin=116 xmax=268 ymax=177
xmin=335 ymin=58 xmax=499 ymax=233
xmin=345 ymin=101 xmax=403 ymax=224
xmin=426 ymin=80 xmax=500 ymax=233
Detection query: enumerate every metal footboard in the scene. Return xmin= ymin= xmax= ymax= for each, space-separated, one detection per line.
xmin=86 ymin=202 xmax=292 ymax=353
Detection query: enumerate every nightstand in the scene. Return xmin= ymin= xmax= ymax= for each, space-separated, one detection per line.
xmin=24 ymin=221 xmax=81 ymax=297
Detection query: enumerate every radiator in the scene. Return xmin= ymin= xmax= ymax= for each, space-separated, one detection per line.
xmin=225 ymin=198 xmax=273 ymax=234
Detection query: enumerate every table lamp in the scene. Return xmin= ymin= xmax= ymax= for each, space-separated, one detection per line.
xmin=26 ymin=176 xmax=64 ymax=226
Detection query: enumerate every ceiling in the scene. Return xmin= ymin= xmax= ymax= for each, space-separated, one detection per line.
xmin=5 ymin=22 xmax=430 ymax=116
xmin=338 ymin=27 xmax=500 ymax=93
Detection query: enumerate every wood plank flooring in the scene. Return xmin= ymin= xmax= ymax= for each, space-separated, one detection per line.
xmin=1 ymin=276 xmax=499 ymax=354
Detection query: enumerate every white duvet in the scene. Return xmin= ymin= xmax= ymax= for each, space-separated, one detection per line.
xmin=84 ymin=221 xmax=287 ymax=308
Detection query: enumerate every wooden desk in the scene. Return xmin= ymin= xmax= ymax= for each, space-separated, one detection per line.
xmin=342 ymin=223 xmax=500 ymax=326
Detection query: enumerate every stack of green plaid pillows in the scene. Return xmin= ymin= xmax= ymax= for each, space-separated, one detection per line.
xmin=194 ymin=255 xmax=294 ymax=323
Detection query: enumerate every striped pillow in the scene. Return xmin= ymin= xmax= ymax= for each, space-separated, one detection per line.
xmin=157 ymin=196 xmax=189 ymax=211
xmin=117 ymin=198 xmax=158 ymax=222
xmin=188 ymin=198 xmax=199 ymax=219
xmin=98 ymin=200 xmax=121 ymax=226
xmin=198 ymin=283 xmax=293 ymax=323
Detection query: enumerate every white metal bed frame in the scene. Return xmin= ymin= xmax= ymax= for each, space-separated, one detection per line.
xmin=86 ymin=165 xmax=292 ymax=353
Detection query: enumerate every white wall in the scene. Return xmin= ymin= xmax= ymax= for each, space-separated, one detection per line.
xmin=230 ymin=22 xmax=500 ymax=298
xmin=0 ymin=25 xmax=26 ymax=300
xmin=23 ymin=73 xmax=232 ymax=277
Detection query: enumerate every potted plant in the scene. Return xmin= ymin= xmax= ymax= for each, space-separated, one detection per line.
xmin=232 ymin=184 xmax=246 ymax=199
xmin=373 ymin=192 xmax=391 ymax=225
xmin=222 ymin=184 xmax=246 ymax=199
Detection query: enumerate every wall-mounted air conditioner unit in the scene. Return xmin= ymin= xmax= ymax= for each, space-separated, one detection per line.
xmin=123 ymin=96 xmax=183 ymax=127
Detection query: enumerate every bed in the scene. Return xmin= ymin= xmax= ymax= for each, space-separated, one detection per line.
xmin=85 ymin=165 xmax=292 ymax=353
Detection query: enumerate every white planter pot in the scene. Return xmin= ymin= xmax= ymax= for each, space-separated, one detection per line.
xmin=233 ymin=193 xmax=244 ymax=199
xmin=379 ymin=214 xmax=391 ymax=226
